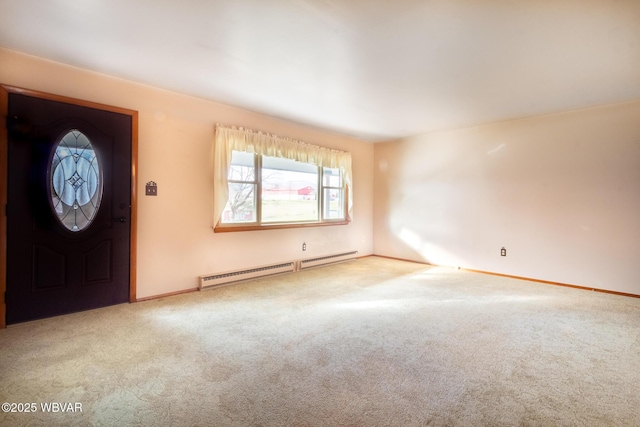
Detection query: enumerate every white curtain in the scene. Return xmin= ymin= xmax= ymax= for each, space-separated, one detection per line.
xmin=213 ymin=124 xmax=353 ymax=226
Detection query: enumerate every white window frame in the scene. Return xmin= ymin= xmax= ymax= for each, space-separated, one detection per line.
xmin=213 ymin=125 xmax=352 ymax=232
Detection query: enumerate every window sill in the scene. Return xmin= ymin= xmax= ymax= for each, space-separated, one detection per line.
xmin=214 ymin=219 xmax=350 ymax=233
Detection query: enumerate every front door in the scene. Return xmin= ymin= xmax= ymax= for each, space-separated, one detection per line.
xmin=5 ymin=91 xmax=133 ymax=324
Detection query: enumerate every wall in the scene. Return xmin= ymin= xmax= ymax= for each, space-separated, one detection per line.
xmin=374 ymin=101 xmax=640 ymax=295
xmin=0 ymin=48 xmax=374 ymax=299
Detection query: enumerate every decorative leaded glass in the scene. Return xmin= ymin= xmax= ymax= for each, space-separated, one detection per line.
xmin=50 ymin=130 xmax=102 ymax=232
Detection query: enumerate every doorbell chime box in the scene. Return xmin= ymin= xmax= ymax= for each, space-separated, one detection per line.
xmin=146 ymin=181 xmax=158 ymax=196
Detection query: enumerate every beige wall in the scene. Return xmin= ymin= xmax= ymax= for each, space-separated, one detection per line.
xmin=3 ymin=47 xmax=639 ymax=298
xmin=374 ymin=100 xmax=640 ymax=294
xmin=0 ymin=48 xmax=374 ymax=299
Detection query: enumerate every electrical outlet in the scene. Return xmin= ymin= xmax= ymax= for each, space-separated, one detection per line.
xmin=501 ymin=247 xmax=506 ymax=257
xmin=302 ymin=242 xmax=306 ymax=251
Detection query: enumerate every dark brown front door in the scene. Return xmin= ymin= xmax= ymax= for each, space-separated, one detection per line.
xmin=6 ymin=92 xmax=132 ymax=324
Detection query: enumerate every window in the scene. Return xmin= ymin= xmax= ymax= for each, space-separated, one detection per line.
xmin=219 ymin=151 xmax=347 ymax=227
xmin=322 ymin=166 xmax=344 ymax=220
xmin=213 ymin=125 xmax=352 ymax=232
xmin=50 ymin=130 xmax=103 ymax=232
xmin=223 ymin=151 xmax=257 ymax=223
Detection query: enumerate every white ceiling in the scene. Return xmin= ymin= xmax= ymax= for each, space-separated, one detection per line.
xmin=1 ymin=0 xmax=639 ymax=142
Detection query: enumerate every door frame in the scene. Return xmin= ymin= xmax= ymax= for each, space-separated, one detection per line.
xmin=0 ymin=84 xmax=139 ymax=328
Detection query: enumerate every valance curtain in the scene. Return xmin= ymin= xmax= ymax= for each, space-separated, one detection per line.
xmin=213 ymin=124 xmax=353 ymax=226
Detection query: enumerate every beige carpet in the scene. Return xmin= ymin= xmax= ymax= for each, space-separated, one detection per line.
xmin=1 ymin=256 xmax=639 ymax=426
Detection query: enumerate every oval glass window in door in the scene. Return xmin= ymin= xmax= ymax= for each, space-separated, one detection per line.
xmin=50 ymin=130 xmax=103 ymax=232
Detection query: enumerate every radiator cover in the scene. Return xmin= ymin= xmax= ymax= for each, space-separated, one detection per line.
xmin=199 ymin=262 xmax=295 ymax=290
xmin=199 ymin=251 xmax=358 ymax=290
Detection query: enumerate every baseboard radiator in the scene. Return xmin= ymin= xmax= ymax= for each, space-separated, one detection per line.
xmin=299 ymin=251 xmax=358 ymax=270
xmin=199 ymin=251 xmax=358 ymax=291
xmin=199 ymin=262 xmax=295 ymax=291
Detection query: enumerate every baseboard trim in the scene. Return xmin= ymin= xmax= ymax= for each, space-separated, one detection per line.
xmin=463 ymin=268 xmax=640 ymax=299
xmin=136 ymin=287 xmax=198 ymax=302
xmin=136 ymin=258 xmax=640 ymax=301
xmin=371 ymin=254 xmax=640 ymax=299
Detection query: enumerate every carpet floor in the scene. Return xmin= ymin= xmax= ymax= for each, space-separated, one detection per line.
xmin=1 ymin=256 xmax=639 ymax=426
